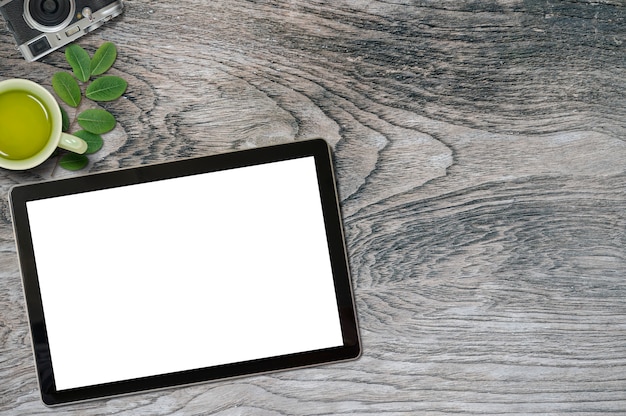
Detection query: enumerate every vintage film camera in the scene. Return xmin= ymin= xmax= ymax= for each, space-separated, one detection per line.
xmin=0 ymin=0 xmax=123 ymax=62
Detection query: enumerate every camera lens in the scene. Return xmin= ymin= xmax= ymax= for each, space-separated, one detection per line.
xmin=24 ymin=0 xmax=75 ymax=32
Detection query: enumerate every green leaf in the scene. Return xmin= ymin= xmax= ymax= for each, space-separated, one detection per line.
xmin=59 ymin=153 xmax=89 ymax=171
xmin=77 ymin=109 xmax=116 ymax=134
xmin=65 ymin=44 xmax=91 ymax=82
xmin=90 ymin=42 xmax=117 ymax=76
xmin=73 ymin=130 xmax=103 ymax=154
xmin=52 ymin=72 xmax=81 ymax=108
xmin=85 ymin=76 xmax=127 ymax=102
xmin=59 ymin=105 xmax=70 ymax=132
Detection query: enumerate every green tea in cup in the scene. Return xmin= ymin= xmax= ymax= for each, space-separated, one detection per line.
xmin=0 ymin=90 xmax=52 ymax=160
xmin=0 ymin=79 xmax=87 ymax=170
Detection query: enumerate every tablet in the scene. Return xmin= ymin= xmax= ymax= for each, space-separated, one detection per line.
xmin=10 ymin=139 xmax=360 ymax=406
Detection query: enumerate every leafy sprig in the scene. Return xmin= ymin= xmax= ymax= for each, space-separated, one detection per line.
xmin=52 ymin=42 xmax=127 ymax=171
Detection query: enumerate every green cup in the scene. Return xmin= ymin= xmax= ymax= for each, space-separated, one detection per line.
xmin=0 ymin=79 xmax=87 ymax=170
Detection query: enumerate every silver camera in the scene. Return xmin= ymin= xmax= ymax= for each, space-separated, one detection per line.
xmin=0 ymin=0 xmax=123 ymax=62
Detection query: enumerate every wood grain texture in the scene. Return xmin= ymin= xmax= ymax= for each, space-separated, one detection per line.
xmin=1 ymin=0 xmax=625 ymax=414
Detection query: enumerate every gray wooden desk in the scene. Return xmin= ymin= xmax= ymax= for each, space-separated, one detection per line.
xmin=1 ymin=1 xmax=625 ymax=414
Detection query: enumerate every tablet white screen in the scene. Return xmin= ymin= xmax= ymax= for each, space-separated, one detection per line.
xmin=26 ymin=156 xmax=344 ymax=391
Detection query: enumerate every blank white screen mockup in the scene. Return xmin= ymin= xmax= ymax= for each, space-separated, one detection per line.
xmin=26 ymin=157 xmax=344 ymax=391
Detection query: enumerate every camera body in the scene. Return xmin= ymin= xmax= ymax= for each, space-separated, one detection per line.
xmin=0 ymin=0 xmax=123 ymax=62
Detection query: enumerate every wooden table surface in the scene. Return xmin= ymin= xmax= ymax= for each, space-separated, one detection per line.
xmin=1 ymin=0 xmax=625 ymax=414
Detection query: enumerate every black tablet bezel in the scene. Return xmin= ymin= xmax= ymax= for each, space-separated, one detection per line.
xmin=10 ymin=139 xmax=360 ymax=406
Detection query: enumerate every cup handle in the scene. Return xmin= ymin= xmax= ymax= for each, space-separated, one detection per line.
xmin=58 ymin=133 xmax=88 ymax=154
